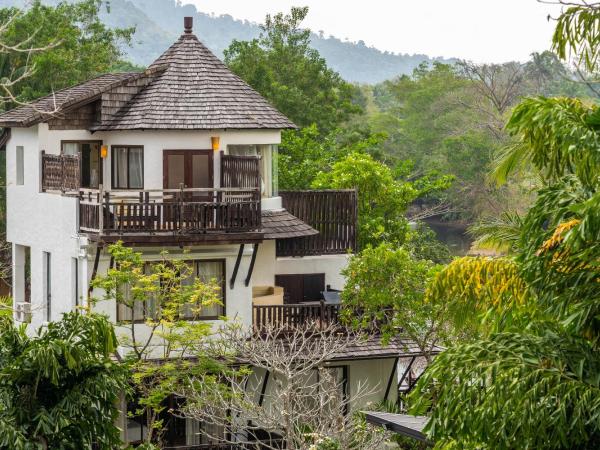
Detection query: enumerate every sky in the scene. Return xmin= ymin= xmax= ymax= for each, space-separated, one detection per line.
xmin=187 ymin=0 xmax=565 ymax=63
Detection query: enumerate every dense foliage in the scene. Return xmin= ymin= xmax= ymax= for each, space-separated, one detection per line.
xmin=341 ymin=245 xmax=443 ymax=356
xmin=225 ymin=7 xmax=360 ymax=133
xmin=407 ymin=12 xmax=600 ymax=446
xmin=0 ymin=312 xmax=127 ymax=449
xmin=0 ymin=0 xmax=132 ymax=106
xmin=91 ymin=243 xmax=225 ymax=447
xmin=366 ymin=54 xmax=593 ymax=221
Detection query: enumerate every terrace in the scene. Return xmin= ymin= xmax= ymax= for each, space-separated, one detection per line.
xmin=40 ymin=151 xmax=358 ymax=249
xmin=41 ymin=151 xmax=265 ymax=245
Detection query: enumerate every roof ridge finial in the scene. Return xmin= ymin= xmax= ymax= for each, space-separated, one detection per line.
xmin=184 ymin=16 xmax=193 ymax=34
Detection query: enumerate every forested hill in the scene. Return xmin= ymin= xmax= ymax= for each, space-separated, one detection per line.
xmin=6 ymin=0 xmax=454 ymax=83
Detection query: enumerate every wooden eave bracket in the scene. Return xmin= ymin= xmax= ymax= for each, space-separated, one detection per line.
xmin=229 ymin=244 xmax=245 ymax=289
xmin=244 ymin=243 xmax=259 ymax=287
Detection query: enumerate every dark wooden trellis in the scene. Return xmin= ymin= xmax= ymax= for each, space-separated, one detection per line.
xmin=220 ymin=152 xmax=261 ymax=191
xmin=277 ymin=190 xmax=357 ymax=257
xmin=41 ymin=151 xmax=80 ymax=192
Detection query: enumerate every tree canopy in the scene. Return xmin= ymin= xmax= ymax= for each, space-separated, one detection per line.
xmin=224 ymin=6 xmax=361 ymax=133
xmin=0 ymin=0 xmax=132 ymax=107
xmin=0 ymin=312 xmax=128 ymax=449
xmin=407 ymin=6 xmax=600 ymax=446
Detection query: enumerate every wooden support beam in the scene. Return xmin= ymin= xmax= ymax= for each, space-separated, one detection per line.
xmin=87 ymin=245 xmax=102 ymax=296
xmin=230 ymin=244 xmax=244 ymax=289
xmin=244 ymin=243 xmax=259 ymax=287
xmin=398 ymin=356 xmax=417 ymax=394
xmin=258 ymin=369 xmax=270 ymax=407
xmin=384 ymin=357 xmax=399 ymax=402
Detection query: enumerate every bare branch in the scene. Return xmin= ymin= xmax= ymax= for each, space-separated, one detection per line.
xmin=177 ymin=321 xmax=390 ymax=449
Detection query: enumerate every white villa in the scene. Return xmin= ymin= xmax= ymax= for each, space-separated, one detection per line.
xmin=0 ymin=17 xmax=428 ymax=448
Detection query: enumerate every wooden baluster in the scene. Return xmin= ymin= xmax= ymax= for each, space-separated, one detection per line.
xmin=98 ymin=185 xmax=105 ymax=234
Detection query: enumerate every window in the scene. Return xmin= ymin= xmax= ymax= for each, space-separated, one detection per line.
xmin=61 ymin=141 xmax=102 ymax=188
xmin=182 ymin=260 xmax=226 ymax=319
xmin=16 ymin=146 xmax=24 ymax=185
xmin=112 ymin=146 xmax=144 ymax=189
xmin=43 ymin=252 xmax=51 ymax=321
xmin=13 ymin=245 xmax=31 ymax=304
xmin=116 ymin=260 xmax=225 ymax=322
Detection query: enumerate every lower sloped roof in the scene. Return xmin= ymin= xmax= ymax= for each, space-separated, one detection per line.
xmin=0 ymin=72 xmax=142 ymax=127
xmin=261 ymin=209 xmax=318 ymax=239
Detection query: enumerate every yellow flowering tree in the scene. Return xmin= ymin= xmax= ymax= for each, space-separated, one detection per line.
xmin=408 ymin=5 xmax=600 ymax=446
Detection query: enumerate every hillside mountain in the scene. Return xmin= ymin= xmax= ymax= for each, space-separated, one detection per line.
xmin=6 ymin=0 xmax=455 ymax=83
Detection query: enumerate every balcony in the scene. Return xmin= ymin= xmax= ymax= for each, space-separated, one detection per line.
xmin=253 ymin=301 xmax=341 ymax=332
xmin=40 ymin=152 xmax=358 ymax=251
xmin=78 ymin=187 xmax=262 ymax=245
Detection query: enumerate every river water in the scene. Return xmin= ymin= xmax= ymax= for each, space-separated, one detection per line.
xmin=425 ymin=220 xmax=473 ymax=256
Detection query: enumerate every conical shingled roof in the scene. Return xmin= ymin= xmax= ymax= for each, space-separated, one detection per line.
xmin=92 ymin=29 xmax=296 ymax=131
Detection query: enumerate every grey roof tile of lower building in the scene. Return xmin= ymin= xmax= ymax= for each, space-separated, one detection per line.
xmin=330 ymin=335 xmax=442 ymax=361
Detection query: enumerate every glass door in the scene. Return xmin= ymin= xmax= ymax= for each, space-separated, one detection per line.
xmin=163 ymin=150 xmax=213 ymax=200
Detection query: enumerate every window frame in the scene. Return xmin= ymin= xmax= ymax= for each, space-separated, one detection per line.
xmin=60 ymin=140 xmax=103 ymax=189
xmin=16 ymin=145 xmax=24 ymax=185
xmin=43 ymin=251 xmax=51 ymax=322
xmin=111 ymin=145 xmax=145 ymax=190
xmin=116 ymin=259 xmax=226 ymax=323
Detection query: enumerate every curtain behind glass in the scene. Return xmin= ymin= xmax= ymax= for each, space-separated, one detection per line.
xmin=62 ymin=142 xmax=79 ymax=156
xmin=113 ymin=147 xmax=129 ymax=188
xmin=129 ymin=147 xmax=144 ymax=189
xmin=197 ymin=261 xmax=224 ymax=318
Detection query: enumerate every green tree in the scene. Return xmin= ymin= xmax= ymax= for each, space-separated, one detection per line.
xmin=278 ymin=124 xmax=387 ymax=190
xmin=312 ymin=152 xmax=452 ymax=249
xmin=91 ymin=243 xmax=225 ymax=447
xmin=341 ymin=244 xmax=444 ymax=358
xmin=0 ymin=0 xmax=133 ymax=106
xmin=408 ymin=10 xmax=600 ymax=445
xmin=0 ymin=312 xmax=128 ymax=449
xmin=312 ymin=152 xmax=415 ymax=249
xmin=224 ymin=6 xmax=361 ymax=132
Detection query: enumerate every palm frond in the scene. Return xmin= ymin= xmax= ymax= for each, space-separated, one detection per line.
xmin=489 ymin=142 xmax=533 ymax=186
xmin=468 ymin=211 xmax=523 ymax=254
xmin=426 ymin=256 xmax=533 ymax=335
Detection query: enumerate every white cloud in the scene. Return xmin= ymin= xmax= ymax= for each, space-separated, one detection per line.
xmin=186 ymin=0 xmax=564 ymax=62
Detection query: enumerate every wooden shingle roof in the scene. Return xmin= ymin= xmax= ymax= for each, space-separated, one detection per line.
xmin=262 ymin=209 xmax=318 ymax=240
xmin=91 ymin=30 xmax=296 ymax=131
xmin=0 ymin=72 xmax=143 ymax=127
xmin=0 ymin=19 xmax=295 ymax=131
xmin=329 ymin=335 xmax=441 ymax=361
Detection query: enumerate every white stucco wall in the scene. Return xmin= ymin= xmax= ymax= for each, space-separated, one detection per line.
xmin=7 ymin=126 xmax=83 ymax=328
xmin=6 ymin=124 xmax=283 ymax=328
xmin=247 ymin=357 xmax=398 ymax=416
xmin=252 ymin=241 xmax=350 ymax=292
xmin=36 ymin=124 xmax=281 ymax=192
xmin=335 ymin=358 xmax=398 ymax=408
xmin=90 ymin=243 xmax=255 ymax=326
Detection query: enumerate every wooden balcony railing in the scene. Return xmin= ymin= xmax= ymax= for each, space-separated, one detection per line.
xmin=79 ymin=187 xmax=261 ymax=235
xmin=277 ymin=190 xmax=357 ymax=257
xmin=253 ymin=301 xmax=341 ymax=332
